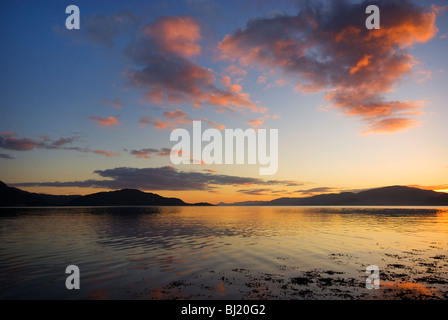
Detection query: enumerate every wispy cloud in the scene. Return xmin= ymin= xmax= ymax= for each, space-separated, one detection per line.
xmin=295 ymin=187 xmax=338 ymax=196
xmin=93 ymin=150 xmax=122 ymax=157
xmin=89 ymin=116 xmax=121 ymax=129
xmin=138 ymin=111 xmax=225 ymax=131
xmin=0 ymin=133 xmax=123 ymax=159
xmin=129 ymin=148 xmax=172 ymax=159
xmin=12 ymin=166 xmax=305 ymax=191
xmin=0 ymin=135 xmax=37 ymax=151
xmin=361 ymin=118 xmax=421 ymax=135
xmin=0 ymin=133 xmax=81 ymax=151
xmin=0 ymin=153 xmax=14 ymax=159
xmin=237 ymin=188 xmax=272 ymax=196
xmin=99 ymin=97 xmax=124 ymax=109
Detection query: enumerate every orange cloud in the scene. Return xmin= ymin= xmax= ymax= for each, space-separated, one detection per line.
xmin=364 ymin=13 xmax=437 ymax=48
xmin=163 ymin=110 xmax=192 ymax=124
xmin=157 ymin=148 xmax=171 ymax=157
xmin=133 ymin=151 xmax=151 ymax=159
xmin=126 ymin=16 xmax=264 ymax=114
xmin=90 ymin=116 xmax=120 ymax=129
xmin=94 ymin=150 xmax=121 ymax=157
xmin=129 ymin=148 xmax=172 ymax=159
xmin=140 ymin=110 xmax=193 ymax=131
xmin=153 ymin=119 xmax=173 ymax=130
xmin=219 ymin=0 xmax=437 ymax=134
xmin=220 ymin=76 xmax=231 ymax=87
xmin=360 ymin=118 xmax=420 ymax=135
xmin=0 ymin=136 xmax=37 ymax=151
xmin=350 ymin=54 xmax=373 ymax=75
xmin=139 ymin=112 xmax=225 ymax=132
xmin=248 ymin=120 xmax=263 ymax=126
xmin=207 ymin=91 xmax=264 ymax=113
xmin=143 ymin=16 xmax=201 ymax=58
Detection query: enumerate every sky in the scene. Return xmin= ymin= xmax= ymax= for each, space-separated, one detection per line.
xmin=0 ymin=0 xmax=447 ymax=204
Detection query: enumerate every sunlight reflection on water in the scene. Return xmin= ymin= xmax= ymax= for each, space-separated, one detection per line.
xmin=0 ymin=206 xmax=447 ymax=299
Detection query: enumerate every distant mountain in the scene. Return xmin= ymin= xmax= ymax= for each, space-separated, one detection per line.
xmin=0 ymin=181 xmax=212 ymax=207
xmin=2 ymin=182 xmax=447 ymax=207
xmin=220 ymin=186 xmax=448 ymax=206
xmin=67 ymin=189 xmax=187 ymax=206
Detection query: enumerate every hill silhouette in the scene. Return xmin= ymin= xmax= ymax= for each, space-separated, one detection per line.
xmin=220 ymin=186 xmax=448 ymax=206
xmin=68 ymin=189 xmax=187 ymax=206
xmin=2 ymin=182 xmax=448 ymax=207
xmin=0 ymin=181 xmax=80 ymax=206
xmin=0 ymin=181 xmax=212 ymax=207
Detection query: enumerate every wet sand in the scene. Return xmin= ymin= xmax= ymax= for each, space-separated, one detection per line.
xmin=136 ymin=252 xmax=448 ymax=300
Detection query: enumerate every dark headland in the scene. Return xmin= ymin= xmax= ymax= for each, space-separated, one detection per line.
xmin=1 ymin=181 xmax=448 ymax=207
xmin=0 ymin=181 xmax=212 ymax=207
xmin=219 ymin=186 xmax=448 ymax=206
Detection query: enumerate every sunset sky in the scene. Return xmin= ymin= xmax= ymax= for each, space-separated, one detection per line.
xmin=1 ymin=0 xmax=447 ymax=204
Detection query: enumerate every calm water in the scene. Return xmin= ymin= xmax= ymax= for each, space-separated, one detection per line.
xmin=0 ymin=206 xmax=447 ymax=300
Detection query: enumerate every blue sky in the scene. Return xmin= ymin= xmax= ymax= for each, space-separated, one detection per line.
xmin=1 ymin=0 xmax=447 ymax=203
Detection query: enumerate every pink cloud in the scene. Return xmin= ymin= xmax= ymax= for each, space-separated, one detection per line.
xmin=157 ymin=148 xmax=172 ymax=157
xmin=163 ymin=110 xmax=192 ymax=124
xmin=129 ymin=148 xmax=159 ymax=159
xmin=219 ymin=0 xmax=437 ymax=134
xmin=143 ymin=16 xmax=201 ymax=58
xmin=94 ymin=150 xmax=121 ymax=157
xmin=154 ymin=119 xmax=173 ymax=130
xmin=129 ymin=148 xmax=172 ymax=159
xmin=360 ymin=118 xmax=421 ymax=135
xmin=90 ymin=116 xmax=120 ymax=129
xmin=0 ymin=136 xmax=37 ymax=151
xmin=126 ymin=16 xmax=264 ymax=114
xmin=0 ymin=134 xmax=85 ymax=153
xmin=137 ymin=116 xmax=175 ymax=131
xmin=248 ymin=119 xmax=263 ymax=127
